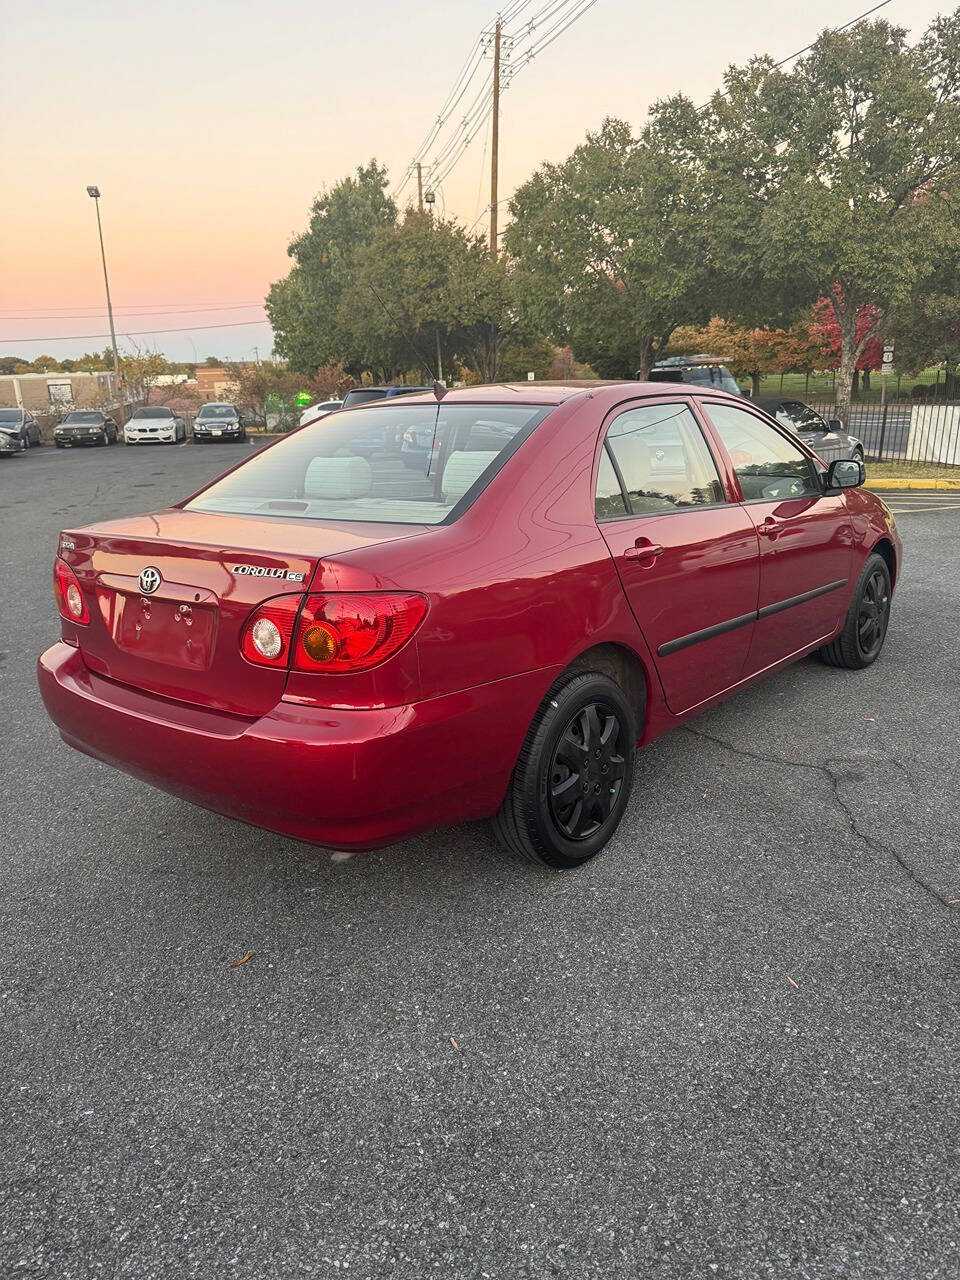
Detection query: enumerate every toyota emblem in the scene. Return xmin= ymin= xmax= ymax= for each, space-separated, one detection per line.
xmin=138 ymin=566 xmax=162 ymax=595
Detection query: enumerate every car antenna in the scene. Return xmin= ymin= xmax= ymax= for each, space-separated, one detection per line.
xmin=366 ymin=283 xmax=442 ymax=395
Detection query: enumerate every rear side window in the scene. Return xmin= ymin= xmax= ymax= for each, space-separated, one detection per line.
xmin=598 ymin=403 xmax=725 ymax=516
xmin=187 ymin=403 xmax=550 ymax=525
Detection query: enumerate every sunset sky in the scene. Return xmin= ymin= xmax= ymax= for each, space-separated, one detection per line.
xmin=0 ymin=0 xmax=949 ymax=362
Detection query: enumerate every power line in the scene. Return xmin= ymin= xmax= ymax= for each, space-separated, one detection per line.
xmin=696 ymin=0 xmax=893 ymax=110
xmin=0 ymin=319 xmax=272 ymax=344
xmin=0 ymin=303 xmax=267 ymax=321
xmin=1 ymin=300 xmax=265 ymax=312
xmin=416 ymin=0 xmax=599 ymax=199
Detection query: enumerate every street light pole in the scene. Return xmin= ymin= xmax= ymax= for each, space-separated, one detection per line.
xmin=86 ymin=185 xmax=125 ymax=424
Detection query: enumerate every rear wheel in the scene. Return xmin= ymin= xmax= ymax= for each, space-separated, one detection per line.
xmin=819 ymin=552 xmax=891 ymax=669
xmin=493 ymin=671 xmax=637 ymax=869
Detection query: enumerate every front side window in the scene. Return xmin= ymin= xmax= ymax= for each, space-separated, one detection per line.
xmin=703 ymin=402 xmax=821 ymax=501
xmin=599 ymin=402 xmax=725 ymax=516
xmin=187 ymin=403 xmax=549 ymax=525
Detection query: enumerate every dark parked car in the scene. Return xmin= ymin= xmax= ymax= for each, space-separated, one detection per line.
xmin=54 ymin=410 xmax=118 ymax=448
xmin=39 ymin=382 xmax=900 ymax=869
xmin=647 ymin=356 xmax=743 ymax=396
xmin=193 ymin=402 xmax=246 ymax=443
xmin=341 ymin=385 xmax=433 ymax=410
xmin=0 ymin=408 xmax=41 ymax=450
xmin=753 ymin=398 xmax=864 ymax=463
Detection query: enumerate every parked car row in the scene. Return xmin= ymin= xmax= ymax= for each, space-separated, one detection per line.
xmin=0 ymin=403 xmax=253 ymax=457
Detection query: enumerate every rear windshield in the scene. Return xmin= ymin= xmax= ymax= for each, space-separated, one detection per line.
xmin=186 ymin=403 xmax=549 ymax=525
xmin=197 ymin=404 xmax=236 ymax=418
xmin=341 ymin=389 xmax=388 ymax=407
xmin=680 ymin=366 xmax=742 ymax=395
xmin=132 ymin=406 xmax=174 ymax=419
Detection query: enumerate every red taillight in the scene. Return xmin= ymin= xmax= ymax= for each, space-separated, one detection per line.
xmin=240 ymin=596 xmax=301 ymax=667
xmin=53 ymin=557 xmax=89 ymax=624
xmin=241 ymin=592 xmax=427 ymax=673
xmin=294 ymin=593 xmax=427 ymax=672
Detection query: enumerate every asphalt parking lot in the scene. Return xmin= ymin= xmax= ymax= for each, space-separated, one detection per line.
xmin=2 ymin=444 xmax=958 ymax=1280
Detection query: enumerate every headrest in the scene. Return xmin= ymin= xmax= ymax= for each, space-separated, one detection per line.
xmin=303 ymin=455 xmax=372 ymax=500
xmin=441 ymin=450 xmax=499 ymax=502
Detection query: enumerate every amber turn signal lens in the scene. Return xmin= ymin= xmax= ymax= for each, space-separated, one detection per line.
xmin=301 ymin=623 xmax=337 ymax=663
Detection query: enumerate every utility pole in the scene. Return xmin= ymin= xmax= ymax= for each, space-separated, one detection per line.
xmin=417 ymin=162 xmax=424 ymax=213
xmin=489 ymin=19 xmax=501 ymax=257
xmin=86 ymin=185 xmax=125 ymax=423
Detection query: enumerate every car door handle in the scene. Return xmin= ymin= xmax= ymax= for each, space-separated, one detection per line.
xmin=758 ymin=517 xmax=780 ymax=540
xmin=623 ymin=539 xmax=664 ymax=563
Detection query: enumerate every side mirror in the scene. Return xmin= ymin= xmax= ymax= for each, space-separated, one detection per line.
xmin=828 ymin=419 xmax=843 ymax=431
xmin=826 ymin=458 xmax=864 ymax=490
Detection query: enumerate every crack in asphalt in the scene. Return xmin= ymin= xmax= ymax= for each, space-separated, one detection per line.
xmin=681 ymin=726 xmax=954 ymax=910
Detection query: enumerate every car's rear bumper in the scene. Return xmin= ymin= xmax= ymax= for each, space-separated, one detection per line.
xmin=38 ymin=642 xmax=557 ymax=849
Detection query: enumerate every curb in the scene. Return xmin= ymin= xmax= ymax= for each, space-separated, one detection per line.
xmin=865 ymin=478 xmax=960 ymax=491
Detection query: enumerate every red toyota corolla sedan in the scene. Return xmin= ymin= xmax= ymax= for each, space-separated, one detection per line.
xmin=38 ymin=383 xmax=901 ymax=868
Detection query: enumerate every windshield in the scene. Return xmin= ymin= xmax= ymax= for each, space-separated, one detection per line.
xmin=197 ymin=405 xmax=237 ymax=418
xmin=187 ymin=403 xmax=549 ymax=525
xmin=131 ymin=407 xmax=174 ymax=419
xmin=62 ymin=411 xmax=102 ymax=423
xmin=0 ymin=410 xmax=22 ymax=423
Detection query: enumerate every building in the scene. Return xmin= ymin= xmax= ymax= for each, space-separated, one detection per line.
xmin=195 ymin=365 xmax=243 ymax=401
xmin=0 ymin=371 xmax=117 ymax=412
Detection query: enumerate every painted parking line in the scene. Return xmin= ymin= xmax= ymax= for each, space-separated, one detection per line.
xmin=888 ymin=502 xmax=960 ymax=514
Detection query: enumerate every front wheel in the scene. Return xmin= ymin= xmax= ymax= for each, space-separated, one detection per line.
xmin=492 ymin=671 xmax=637 ymax=869
xmin=819 ymin=552 xmax=891 ymax=670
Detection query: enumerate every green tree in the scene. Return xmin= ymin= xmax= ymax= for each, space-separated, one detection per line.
xmin=755 ymin=13 xmax=960 ymax=422
xmin=338 ymin=211 xmax=470 ymax=381
xmin=506 ymin=118 xmax=716 ymax=378
xmin=888 ymin=192 xmax=960 ymax=394
xmin=30 ymin=355 xmax=61 ymax=372
xmin=266 ymin=161 xmax=397 ymax=375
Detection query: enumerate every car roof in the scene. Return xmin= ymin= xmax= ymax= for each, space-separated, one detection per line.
xmin=339 ymin=380 xmax=753 ymax=413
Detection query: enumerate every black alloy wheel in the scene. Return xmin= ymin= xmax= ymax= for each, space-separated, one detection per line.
xmin=819 ymin=551 xmax=892 ymax=670
xmin=493 ymin=670 xmax=638 ymax=869
xmin=857 ymin=565 xmax=889 ymax=661
xmin=548 ymin=701 xmax=627 ymax=840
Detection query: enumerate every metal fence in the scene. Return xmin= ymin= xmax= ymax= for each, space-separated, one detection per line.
xmin=806 ymin=397 xmax=960 ymax=469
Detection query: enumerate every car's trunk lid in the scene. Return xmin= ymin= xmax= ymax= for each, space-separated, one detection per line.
xmin=61 ymin=508 xmax=425 ymax=716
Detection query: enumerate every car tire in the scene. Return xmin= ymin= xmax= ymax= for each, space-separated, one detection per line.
xmin=819 ymin=552 xmax=891 ymax=670
xmin=492 ymin=671 xmax=637 ymax=869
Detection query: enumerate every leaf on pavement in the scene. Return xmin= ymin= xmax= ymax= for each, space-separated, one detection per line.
xmin=449 ymin=1036 xmax=460 ymax=1051
xmin=230 ymin=951 xmax=256 ymax=968
xmin=786 ymin=975 xmax=799 ymax=989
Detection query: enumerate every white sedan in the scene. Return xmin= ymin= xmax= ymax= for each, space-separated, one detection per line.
xmin=124 ymin=406 xmax=187 ymax=444
xmin=298 ymin=399 xmax=343 ymax=428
